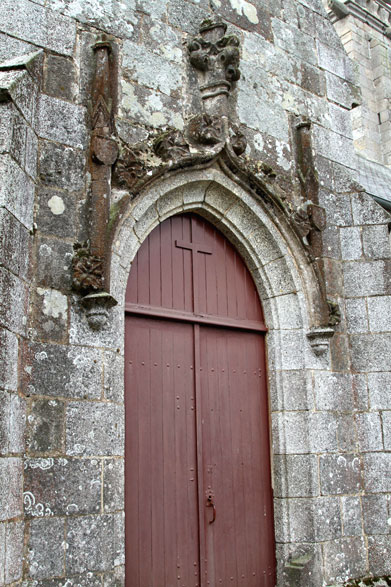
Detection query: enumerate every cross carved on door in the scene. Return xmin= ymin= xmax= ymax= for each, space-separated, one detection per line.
xmin=175 ymin=238 xmax=213 ymax=314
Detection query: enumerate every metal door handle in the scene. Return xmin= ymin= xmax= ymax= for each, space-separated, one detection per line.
xmin=206 ymin=495 xmax=216 ymax=524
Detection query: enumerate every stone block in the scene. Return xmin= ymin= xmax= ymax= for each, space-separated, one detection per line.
xmin=340 ymin=227 xmax=362 ymax=260
xmin=268 ymin=330 xmax=306 ymax=371
xmin=272 ymin=412 xmax=337 ymax=454
xmin=337 ymin=414 xmax=357 ymax=452
xmin=314 ymin=372 xmax=354 ymax=411
xmin=368 ymin=535 xmax=391 ymax=576
xmin=319 ymin=454 xmax=363 ymax=495
xmin=120 ymin=79 xmax=184 ymax=130
xmin=328 ymin=103 xmax=354 ymax=139
xmin=323 ymin=537 xmax=367 ymax=585
xmin=273 ymin=454 xmax=319 ymax=498
xmin=30 ymin=287 xmax=69 ymax=344
xmin=368 ymin=296 xmax=391 ymax=332
xmin=44 ymin=53 xmax=76 ymax=101
xmin=0 ymin=33 xmax=38 ymax=62
xmin=0 ymin=390 xmax=25 ymax=455
xmin=368 ymin=372 xmax=391 ymax=409
xmin=352 ymin=192 xmax=390 ymax=225
xmin=353 ymin=374 xmax=369 ymax=411
xmin=0 ymin=0 xmax=76 ymax=55
xmin=104 ymin=566 xmax=125 ymax=587
xmin=269 ymin=369 xmax=313 ymax=412
xmin=0 ymin=329 xmax=18 ymax=392
xmin=35 ymin=237 xmax=73 ymax=291
xmin=343 ymin=261 xmax=390 ymax=297
xmin=0 ymin=208 xmax=31 ymax=278
xmin=350 ymin=333 xmax=391 ymax=372
xmin=66 ymin=402 xmax=124 ymax=456
xmin=69 ymin=297 xmax=124 ymax=351
xmin=36 ymin=95 xmax=87 ymax=148
xmin=345 ymin=298 xmax=369 ymax=334
xmin=247 ymin=225 xmax=283 ymax=265
xmin=39 ymin=140 xmax=85 ymax=191
xmin=24 ymin=457 xmax=101 ymax=516
xmin=275 ymin=497 xmax=341 ymax=543
xmin=364 ymin=453 xmax=391 ymax=493
xmin=4 ymin=521 xmax=24 ymax=583
xmin=310 ymin=412 xmax=338 ymax=452
xmin=36 ymin=187 xmax=77 ymax=239
xmin=325 ymin=71 xmax=359 ymax=110
xmin=356 ymin=413 xmax=383 ymax=452
xmin=318 ymin=190 xmax=353 ymax=227
xmin=381 ymin=412 xmax=391 ymax=451
xmin=330 ymin=334 xmax=350 ymax=373
xmin=104 ymin=458 xmax=124 ymax=513
xmin=25 ymin=125 xmax=38 ymax=180
xmin=28 ymin=517 xmax=65 ymax=579
xmin=104 ymin=351 xmax=124 ymax=403
xmin=272 ymin=18 xmax=317 ymax=65
xmin=341 ymin=496 xmax=363 ymax=537
xmin=167 ymin=0 xmax=209 ymax=33
xmin=277 ymin=542 xmax=323 ymax=587
xmin=0 ymin=522 xmax=4 ymax=584
xmin=0 ymin=68 xmax=37 ymax=124
xmin=123 ymin=41 xmax=182 ymax=97
xmin=0 ymin=154 xmax=35 ymax=229
xmin=237 ymin=84 xmax=289 ymax=142
xmin=212 ymin=0 xmax=271 ymax=37
xmin=23 ymin=574 xmax=103 ymax=586
xmin=317 ymin=40 xmax=355 ymax=81
xmin=0 ymin=457 xmax=22 ymax=521
xmin=139 ymin=17 xmax=182 ymax=64
xmin=49 ymin=0 xmax=137 ymax=39
xmin=362 ymin=495 xmax=390 ymax=535
xmin=0 ymin=266 xmax=28 ymax=335
xmin=66 ymin=514 xmax=117 ymax=574
xmin=0 ymin=103 xmax=27 ymax=168
xmin=363 ymin=225 xmax=391 ymax=260
xmin=23 ymin=342 xmax=103 ymax=400
xmin=26 ymin=398 xmax=65 ymax=454
xmin=313 ymin=125 xmax=355 ymax=168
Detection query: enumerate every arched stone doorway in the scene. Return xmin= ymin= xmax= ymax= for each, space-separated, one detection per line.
xmin=124 ymin=213 xmax=276 ymax=585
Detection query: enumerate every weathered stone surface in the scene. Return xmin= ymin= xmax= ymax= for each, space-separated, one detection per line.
xmin=345 ymin=298 xmax=369 ymax=334
xmin=275 ymin=497 xmax=342 ymax=542
xmin=272 ymin=412 xmax=338 ymax=455
xmin=23 ymin=342 xmax=103 ymax=400
xmin=0 ymin=208 xmax=31 ymax=278
xmin=340 ymin=227 xmax=362 ymax=260
xmin=0 ymin=0 xmax=76 ymax=55
xmin=273 ymin=18 xmax=317 ymax=66
xmin=356 ymin=413 xmax=383 ymax=452
xmin=341 ymin=496 xmax=363 ymax=537
xmin=36 ymin=187 xmax=77 ymax=239
xmin=363 ymin=453 xmax=391 ymax=493
xmin=123 ymin=41 xmax=182 ymax=97
xmin=44 ymin=53 xmax=76 ymax=101
xmin=351 ymin=192 xmax=390 ymax=226
xmin=26 ymin=398 xmax=65 ymax=454
xmin=269 ymin=369 xmax=313 ymax=412
xmin=314 ymin=372 xmax=354 ymax=411
xmin=337 ymin=414 xmax=357 ymax=453
xmin=0 ymin=154 xmax=35 ymax=229
xmin=167 ymin=0 xmax=208 ymax=33
xmin=0 ymin=68 xmax=37 ymax=124
xmin=0 ymin=391 xmax=25 ymax=455
xmin=104 ymin=565 xmax=125 ymax=587
xmin=368 ymin=296 xmax=391 ymax=333
xmin=323 ymin=537 xmax=367 ymax=585
xmin=103 ymin=458 xmax=124 ymax=513
xmin=0 ymin=329 xmax=18 ymax=392
xmin=30 ymin=287 xmax=69 ymax=344
xmin=104 ymin=351 xmax=124 ymax=403
xmin=0 ymin=33 xmax=38 ymax=62
xmin=362 ymin=495 xmax=390 ymax=535
xmin=35 ymin=237 xmax=73 ymax=291
xmin=363 ymin=225 xmax=391 ymax=260
xmin=36 ymin=95 xmax=87 ymax=148
xmin=325 ymin=71 xmax=359 ymax=110
xmin=0 ymin=458 xmax=22 ymax=521
xmin=66 ymin=514 xmax=118 ymax=574
xmin=368 ymin=372 xmax=391 ymax=410
xmin=350 ymin=334 xmax=391 ymax=372
xmin=343 ymin=261 xmax=390 ymax=297
xmin=368 ymin=535 xmax=391 ymax=576
xmin=0 ymin=266 xmax=28 ymax=336
xmin=28 ymin=517 xmax=65 ymax=579
xmin=39 ymin=140 xmax=85 ymax=191
xmin=66 ymin=402 xmax=124 ymax=456
xmin=319 ymin=454 xmax=363 ymax=495
xmin=4 ymin=520 xmax=24 ymax=583
xmin=24 ymin=457 xmax=101 ymax=516
xmin=273 ymin=454 xmax=319 ymax=497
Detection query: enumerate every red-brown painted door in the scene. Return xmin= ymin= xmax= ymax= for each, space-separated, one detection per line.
xmin=125 ymin=214 xmax=276 ymax=587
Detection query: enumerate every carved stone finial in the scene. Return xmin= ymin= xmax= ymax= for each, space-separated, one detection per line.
xmin=188 ymin=18 xmax=241 ymax=104
xmin=81 ymin=292 xmax=118 ymax=330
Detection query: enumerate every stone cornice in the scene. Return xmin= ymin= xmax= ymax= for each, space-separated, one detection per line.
xmin=327 ymin=0 xmax=391 ymax=33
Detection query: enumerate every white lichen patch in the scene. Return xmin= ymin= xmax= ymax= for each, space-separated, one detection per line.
xmin=37 ymin=288 xmax=68 ymax=320
xmin=229 ymin=0 xmax=259 ymax=24
xmin=48 ymin=195 xmax=65 ymax=215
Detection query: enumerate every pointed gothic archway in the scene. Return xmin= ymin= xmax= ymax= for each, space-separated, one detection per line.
xmin=124 ymin=213 xmax=276 ymax=586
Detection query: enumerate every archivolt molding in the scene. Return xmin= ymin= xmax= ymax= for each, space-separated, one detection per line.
xmin=109 ymin=162 xmax=333 ymax=365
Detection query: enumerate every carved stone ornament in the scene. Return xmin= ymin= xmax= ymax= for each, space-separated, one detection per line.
xmin=327 ymin=300 xmax=342 ymax=327
xmin=187 ymin=113 xmax=225 ymax=146
xmin=291 ymin=203 xmax=326 ymax=246
xmin=81 ymin=291 xmax=118 ymax=331
xmin=188 ymin=18 xmax=241 ymax=100
xmin=114 ymin=144 xmax=149 ymax=190
xmin=307 ymin=327 xmax=334 ymax=356
xmin=153 ymin=130 xmax=190 ymax=161
xmin=72 ymin=245 xmax=105 ymax=294
xmin=229 ymin=126 xmax=247 ymax=156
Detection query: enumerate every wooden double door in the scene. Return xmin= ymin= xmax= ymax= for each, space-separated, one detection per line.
xmin=125 ymin=214 xmax=276 ymax=586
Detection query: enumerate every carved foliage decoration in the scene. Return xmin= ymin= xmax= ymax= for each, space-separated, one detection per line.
xmin=188 ymin=18 xmax=241 ymax=98
xmin=72 ymin=244 xmax=105 ymax=294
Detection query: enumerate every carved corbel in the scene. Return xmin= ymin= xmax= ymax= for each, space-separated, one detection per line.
xmin=307 ymin=327 xmax=335 ymax=357
xmin=72 ymin=34 xmax=118 ymax=329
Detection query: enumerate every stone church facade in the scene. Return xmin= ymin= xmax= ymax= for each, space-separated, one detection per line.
xmin=1 ymin=0 xmax=391 ymax=585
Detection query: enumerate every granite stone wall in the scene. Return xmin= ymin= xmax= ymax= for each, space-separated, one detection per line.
xmin=0 ymin=0 xmax=390 ymax=585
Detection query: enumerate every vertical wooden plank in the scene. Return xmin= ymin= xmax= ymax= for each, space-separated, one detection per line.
xmin=161 ymin=217 xmax=174 ymax=309
xmin=149 ymin=223 xmax=162 ymax=307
